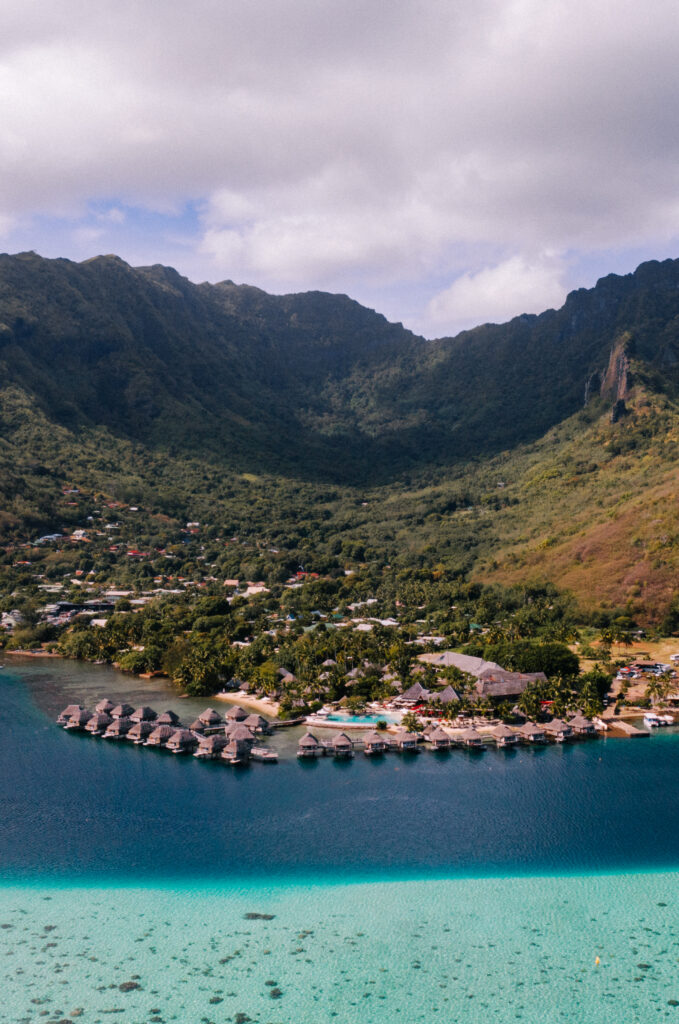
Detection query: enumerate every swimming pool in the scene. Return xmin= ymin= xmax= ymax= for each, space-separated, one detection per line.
xmin=322 ymin=711 xmax=402 ymax=725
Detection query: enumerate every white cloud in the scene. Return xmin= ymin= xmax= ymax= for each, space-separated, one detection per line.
xmin=2 ymin=1 xmax=679 ymax=329
xmin=426 ymin=255 xmax=567 ymax=335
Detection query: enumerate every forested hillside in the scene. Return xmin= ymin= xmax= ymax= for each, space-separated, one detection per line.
xmin=2 ymin=251 xmax=679 ymax=617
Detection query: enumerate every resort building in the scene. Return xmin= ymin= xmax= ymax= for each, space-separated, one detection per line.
xmin=57 ymin=704 xmax=86 ymax=725
xmin=194 ymin=734 xmax=228 ymax=759
xmin=126 ymin=720 xmax=155 ymax=744
xmin=166 ymin=729 xmax=198 ymax=754
xmin=103 ymin=717 xmax=133 ymax=739
xmin=491 ymin=724 xmax=519 ymax=748
xmin=517 ymin=722 xmax=546 ymax=744
xmin=130 ymin=706 xmax=157 ymax=723
xmin=544 ymin=719 xmax=572 ymax=742
xmin=427 ymin=726 xmax=452 ymax=749
xmin=297 ymin=732 xmax=322 ymax=758
xmin=145 ymin=724 xmax=176 ymax=747
xmin=331 ymin=732 xmax=354 ymax=758
xmin=84 ymin=711 xmax=112 ymax=735
xmin=110 ymin=703 xmax=135 ymax=720
xmin=363 ymin=730 xmax=389 ymax=755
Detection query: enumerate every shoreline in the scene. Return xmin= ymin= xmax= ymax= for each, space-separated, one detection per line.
xmin=213 ymin=691 xmax=280 ymax=717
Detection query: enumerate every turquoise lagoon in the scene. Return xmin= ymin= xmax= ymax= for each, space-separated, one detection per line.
xmin=3 ymin=658 xmax=679 ymax=1021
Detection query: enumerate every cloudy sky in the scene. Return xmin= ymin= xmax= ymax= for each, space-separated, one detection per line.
xmin=3 ymin=0 xmax=679 ymax=336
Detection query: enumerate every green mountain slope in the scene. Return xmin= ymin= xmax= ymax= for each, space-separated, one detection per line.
xmin=3 ymin=251 xmax=679 ymax=618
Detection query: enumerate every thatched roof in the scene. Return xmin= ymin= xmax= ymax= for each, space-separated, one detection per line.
xmin=148 ymin=724 xmax=175 ymax=742
xmin=225 ymin=705 xmax=248 ymax=721
xmin=189 ymin=718 xmax=206 ymax=732
xmin=131 ymin=706 xmax=157 ymax=722
xmin=68 ymin=708 xmax=92 ymax=726
xmin=298 ymin=732 xmax=320 ymax=748
xmin=437 ymin=685 xmax=460 ymax=704
xmin=198 ymin=734 xmax=228 ymax=753
xmin=332 ymin=732 xmax=353 ymax=748
xmin=105 ymin=717 xmax=132 ymax=734
xmin=95 ymin=699 xmax=115 ymax=714
xmin=492 ymin=724 xmax=516 ymax=739
xmin=244 ymin=713 xmax=269 ymax=730
xmin=228 ymin=724 xmax=255 ymax=743
xmin=127 ymin=720 xmax=155 ymax=739
xmin=428 ymin=727 xmax=451 ymax=742
xmin=167 ymin=728 xmax=197 ymax=747
xmin=58 ymin=704 xmax=85 ymax=722
xmin=198 ymin=707 xmax=222 ymax=725
xmin=156 ymin=710 xmax=180 ymax=726
xmin=400 ymin=682 xmax=430 ymax=701
xmin=363 ymin=730 xmax=387 ymax=744
xmin=545 ymin=718 xmax=571 ymax=733
xmin=459 ymin=727 xmax=482 ymax=741
xmin=86 ymin=712 xmax=112 ymax=729
xmin=396 ymin=731 xmax=419 ymax=744
xmin=111 ymin=703 xmax=134 ymax=719
xmin=224 ymin=738 xmax=251 ymax=757
xmin=519 ymin=721 xmax=545 ymax=736
xmin=568 ymin=714 xmax=593 ymax=729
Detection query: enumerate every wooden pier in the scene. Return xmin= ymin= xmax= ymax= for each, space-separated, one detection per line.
xmin=608 ymin=720 xmax=650 ymax=738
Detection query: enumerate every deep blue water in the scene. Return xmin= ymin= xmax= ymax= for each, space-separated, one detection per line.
xmin=3 ymin=661 xmax=679 ymax=882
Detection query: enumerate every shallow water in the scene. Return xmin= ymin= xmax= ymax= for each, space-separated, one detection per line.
xmin=4 ymin=657 xmax=679 ymax=1021
xmin=3 ymin=873 xmax=679 ymax=1023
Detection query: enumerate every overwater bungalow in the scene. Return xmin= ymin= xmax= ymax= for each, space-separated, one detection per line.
xmin=155 ymin=710 xmax=180 ymax=727
xmin=189 ymin=717 xmax=207 ymax=734
xmin=103 ymin=716 xmax=133 ymax=739
xmin=491 ymin=724 xmax=519 ymax=748
xmin=94 ymin=698 xmax=115 ymax=715
xmin=84 ymin=711 xmax=112 ymax=735
xmin=226 ymin=723 xmax=256 ymax=746
xmin=244 ymin=713 xmax=271 ymax=734
xmin=194 ymin=734 xmax=228 ymax=759
xmin=518 ymin=721 xmax=547 ymax=744
xmin=65 ymin=708 xmax=93 ymax=730
xmin=166 ymin=729 xmax=199 ymax=754
xmin=544 ymin=718 xmax=573 ymax=743
xmin=363 ymin=730 xmax=389 ymax=755
xmin=394 ymin=730 xmax=421 ymax=752
xmin=57 ymin=704 xmax=86 ymax=725
xmin=568 ymin=714 xmax=597 ymax=737
xmin=126 ymin=720 xmax=155 ymax=744
xmin=130 ymin=706 xmax=157 ymax=723
xmin=145 ymin=723 xmax=175 ymax=747
xmin=297 ymin=732 xmax=322 ymax=758
xmin=459 ymin=727 xmax=485 ymax=749
xmin=427 ymin=726 xmax=452 ymax=750
xmin=198 ymin=707 xmax=223 ymax=729
xmin=111 ymin=703 xmax=135 ymax=720
xmin=222 ymin=738 xmax=251 ymax=765
xmin=331 ymin=732 xmax=354 ymax=758
xmin=225 ymin=705 xmax=248 ymax=722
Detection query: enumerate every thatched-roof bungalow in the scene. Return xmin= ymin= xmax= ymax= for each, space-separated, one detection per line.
xmin=394 ymin=730 xmax=420 ymax=751
xmin=491 ymin=724 xmax=518 ymax=748
xmin=110 ymin=703 xmax=135 ymax=720
xmin=198 ymin=707 xmax=223 ymax=727
xmin=57 ymin=704 xmax=86 ymax=725
xmin=244 ymin=713 xmax=271 ymax=734
xmin=568 ymin=714 xmax=596 ymax=737
xmin=459 ymin=727 xmax=485 ymax=749
xmin=395 ymin=682 xmax=431 ymax=706
xmin=518 ymin=721 xmax=546 ymax=744
xmin=126 ymin=720 xmax=155 ymax=744
xmin=94 ymin=698 xmax=115 ymax=715
xmin=363 ymin=730 xmax=388 ymax=755
xmin=130 ymin=706 xmax=157 ymax=723
xmin=544 ymin=718 xmax=572 ymax=742
xmin=225 ymin=705 xmax=248 ymax=722
xmin=222 ymin=738 xmax=251 ymax=765
xmin=189 ymin=717 xmax=206 ymax=734
xmin=166 ymin=728 xmax=198 ymax=754
xmin=84 ymin=711 xmax=112 ymax=735
xmin=332 ymin=732 xmax=354 ymax=758
xmin=436 ymin=685 xmax=460 ymax=706
xmin=156 ymin=710 xmax=180 ymax=727
xmin=103 ymin=716 xmax=133 ymax=739
xmin=226 ymin=723 xmax=256 ymax=745
xmin=427 ymin=726 xmax=451 ymax=749
xmin=297 ymin=732 xmax=322 ymax=758
xmin=194 ymin=734 xmax=228 ymax=759
xmin=145 ymin=723 xmax=175 ymax=747
xmin=65 ymin=708 xmax=93 ymax=730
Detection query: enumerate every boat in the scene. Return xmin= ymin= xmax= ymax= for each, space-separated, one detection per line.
xmin=644 ymin=712 xmax=674 ymax=727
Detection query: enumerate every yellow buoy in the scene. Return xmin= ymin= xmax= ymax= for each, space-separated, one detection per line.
xmin=595 ymin=956 xmax=600 ymax=966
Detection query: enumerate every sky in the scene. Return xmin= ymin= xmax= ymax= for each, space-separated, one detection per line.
xmin=3 ymin=0 xmax=679 ymax=337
